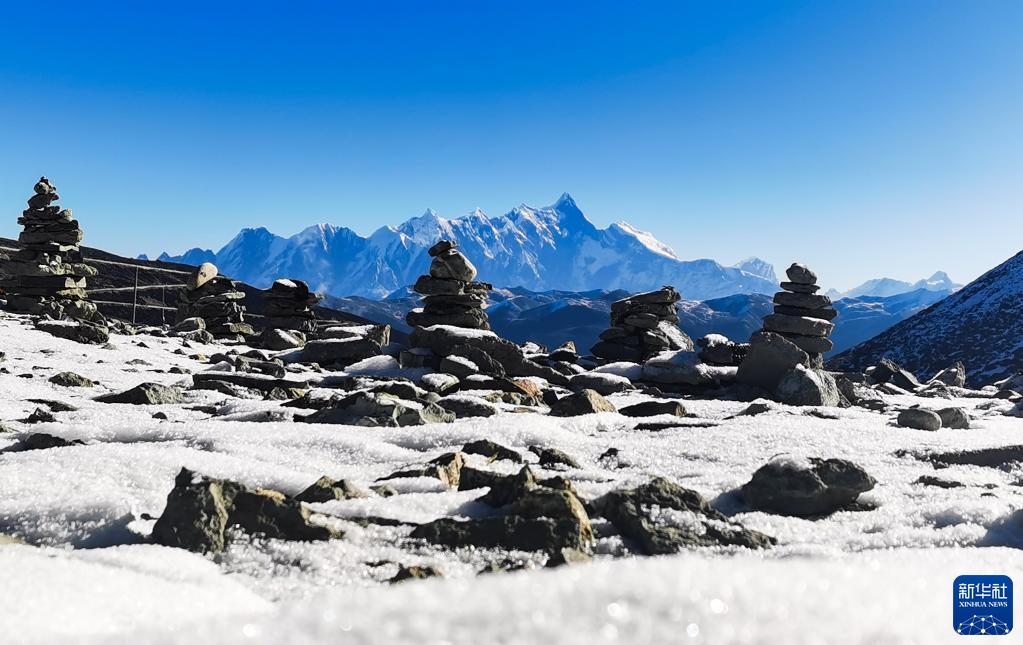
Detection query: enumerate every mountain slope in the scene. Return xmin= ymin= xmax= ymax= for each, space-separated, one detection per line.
xmin=828 ymin=250 xmax=1023 ymax=385
xmin=158 ymin=194 xmax=778 ymax=300
xmin=829 ymin=288 xmax=951 ymax=355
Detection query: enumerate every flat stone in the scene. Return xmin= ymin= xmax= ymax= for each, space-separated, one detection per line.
xmin=619 ymin=400 xmax=686 ymax=418
xmin=773 ymin=291 xmax=833 ymax=310
xmin=779 ymin=281 xmax=820 ymax=294
xmin=763 ymin=314 xmax=834 ymax=338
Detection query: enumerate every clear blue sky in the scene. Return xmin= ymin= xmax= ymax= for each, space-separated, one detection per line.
xmin=1 ymin=1 xmax=1020 ymax=291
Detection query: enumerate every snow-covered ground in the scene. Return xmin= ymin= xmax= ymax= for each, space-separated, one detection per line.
xmin=1 ymin=311 xmax=1021 ymax=644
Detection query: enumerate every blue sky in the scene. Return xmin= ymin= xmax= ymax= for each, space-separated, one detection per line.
xmin=1 ymin=1 xmax=1020 ymax=291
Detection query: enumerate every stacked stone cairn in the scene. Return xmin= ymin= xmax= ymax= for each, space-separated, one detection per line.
xmin=590 ymin=286 xmax=693 ymax=362
xmin=761 ymin=263 xmax=836 ymax=366
xmin=2 ymin=177 xmax=102 ymax=323
xmin=405 ymin=240 xmax=491 ymax=330
xmin=176 ymin=262 xmax=255 ymax=341
xmin=260 ymin=278 xmax=320 ymax=350
xmin=736 ymin=262 xmax=840 ymax=406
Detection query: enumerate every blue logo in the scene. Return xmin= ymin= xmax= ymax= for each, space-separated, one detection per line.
xmin=954 ymin=575 xmax=1012 ymax=636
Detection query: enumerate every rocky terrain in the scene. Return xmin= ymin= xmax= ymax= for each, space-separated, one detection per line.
xmin=2 ymin=257 xmax=1023 ymax=642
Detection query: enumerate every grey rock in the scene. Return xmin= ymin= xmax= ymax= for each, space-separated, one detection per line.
xmin=438 ymin=394 xmax=500 ymax=418
xmin=619 ymin=400 xmax=686 ymax=418
xmin=936 ymin=407 xmax=970 ymax=429
xmin=736 ymin=332 xmax=808 ymax=392
xmin=600 ymin=477 xmax=774 ymax=554
xmin=528 ymin=446 xmax=582 ymax=469
xmin=775 ymin=365 xmax=841 ymax=406
xmin=96 ymin=382 xmax=184 ymax=405
xmin=896 ymin=408 xmax=942 ymax=431
xmin=763 ymin=313 xmax=834 ymax=338
xmin=301 ymin=392 xmax=455 ymax=427
xmin=461 ymin=439 xmax=523 ymax=463
xmin=549 ymin=389 xmax=616 ymax=417
xmin=568 ymin=372 xmax=633 ymax=395
xmin=785 ymin=263 xmax=817 ymax=285
xmin=429 ymin=249 xmax=478 ymax=282
xmin=294 ymin=476 xmax=369 ymax=503
xmin=930 ymin=362 xmax=967 ymax=388
xmin=740 ymin=458 xmax=875 ymax=517
xmin=48 ymin=371 xmax=93 ymax=387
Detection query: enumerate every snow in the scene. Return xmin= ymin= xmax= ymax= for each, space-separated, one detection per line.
xmin=1 ymin=312 xmax=1022 ymax=643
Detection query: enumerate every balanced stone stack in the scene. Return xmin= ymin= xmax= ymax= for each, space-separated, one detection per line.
xmin=590 ymin=286 xmax=693 ymax=362
xmin=761 ymin=263 xmax=836 ymax=365
xmin=263 ymin=279 xmax=319 ymax=332
xmin=176 ymin=262 xmax=255 ymax=340
xmin=405 ymin=240 xmax=491 ymax=330
xmin=1 ymin=177 xmax=101 ymax=322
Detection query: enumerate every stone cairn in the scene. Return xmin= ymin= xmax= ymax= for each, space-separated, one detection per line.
xmin=591 ymin=286 xmax=693 ymax=362
xmin=176 ymin=262 xmax=255 ymax=340
xmin=260 ymin=278 xmax=320 ymax=349
xmin=2 ymin=177 xmax=102 ymax=323
xmin=405 ymin=240 xmax=491 ymax=330
xmin=760 ymin=263 xmax=836 ymax=365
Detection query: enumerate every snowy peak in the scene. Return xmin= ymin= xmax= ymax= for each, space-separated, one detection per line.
xmin=156 ymin=193 xmax=779 ymax=300
xmin=842 ymin=271 xmax=961 ymax=299
xmin=733 ymin=257 xmax=778 ymax=283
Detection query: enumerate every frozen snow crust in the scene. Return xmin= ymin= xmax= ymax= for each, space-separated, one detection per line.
xmin=1 ymin=311 xmax=1021 ymax=644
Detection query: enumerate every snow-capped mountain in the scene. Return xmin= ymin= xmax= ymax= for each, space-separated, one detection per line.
xmin=829 ymin=251 xmax=1023 ymax=385
xmin=840 ymin=271 xmax=960 ymax=299
xmin=158 ymin=194 xmax=778 ymax=300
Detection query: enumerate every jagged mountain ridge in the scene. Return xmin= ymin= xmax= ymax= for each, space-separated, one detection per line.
xmin=840 ymin=271 xmax=961 ymax=299
xmin=158 ymin=194 xmax=778 ymax=300
xmin=829 ymin=250 xmax=1023 ymax=386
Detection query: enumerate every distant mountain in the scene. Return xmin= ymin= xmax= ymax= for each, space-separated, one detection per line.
xmin=325 ymin=285 xmax=944 ymax=359
xmin=158 ymin=194 xmax=778 ymax=300
xmin=840 ymin=271 xmax=960 ymax=299
xmin=828 ymin=251 xmax=1023 ymax=386
xmin=733 ymin=257 xmax=777 ymax=283
xmin=829 ymin=289 xmax=951 ymax=355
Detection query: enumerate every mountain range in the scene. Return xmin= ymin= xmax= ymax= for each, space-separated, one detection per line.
xmin=156 ymin=194 xmax=779 ymax=300
xmin=829 ymin=249 xmax=1023 ymax=386
xmin=837 ymin=271 xmax=961 ymax=299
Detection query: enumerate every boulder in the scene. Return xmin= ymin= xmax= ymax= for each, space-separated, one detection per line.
xmin=528 ymin=446 xmax=582 ymax=469
xmin=619 ymin=400 xmax=686 ymax=418
xmin=461 ymin=439 xmax=523 ymax=463
xmin=48 ymin=371 xmax=93 ymax=387
xmin=740 ymin=457 xmax=876 ymax=517
xmin=774 ymin=365 xmax=840 ymax=406
xmin=301 ymin=392 xmax=454 ymax=427
xmin=896 ymin=408 xmax=942 ymax=431
xmin=568 ymin=372 xmax=633 ymax=395
xmin=437 ymin=394 xmax=499 ymax=418
xmin=736 ymin=332 xmax=808 ymax=392
xmin=936 ymin=407 xmax=970 ymax=430
xmin=870 ymin=358 xmax=922 ymax=392
xmin=96 ymin=382 xmax=184 ymax=405
xmin=549 ymin=389 xmax=616 ymax=417
xmin=187 ymin=262 xmax=218 ymax=290
xmin=930 ymin=362 xmax=967 ymax=388
xmin=599 ymin=477 xmax=774 ymax=554
xmin=151 ymin=468 xmax=235 ymax=554
xmin=294 ymin=476 xmax=369 ymax=503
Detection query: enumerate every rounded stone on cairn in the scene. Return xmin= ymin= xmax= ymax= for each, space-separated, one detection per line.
xmin=428 ymin=239 xmax=456 ymax=257
xmin=188 ymin=262 xmax=218 ymax=290
xmin=430 ymin=249 xmax=478 ymax=282
xmin=785 ymin=263 xmax=817 ymax=285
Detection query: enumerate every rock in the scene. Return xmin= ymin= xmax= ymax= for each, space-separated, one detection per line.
xmin=785 ymin=263 xmax=817 ymax=284
xmin=774 ymin=365 xmax=840 ymax=406
xmin=921 ymin=445 xmax=1023 ymax=468
xmin=930 ymin=362 xmax=967 ymax=387
xmin=697 ymin=334 xmax=748 ymax=366
xmin=762 ymin=314 xmax=834 ymax=338
xmin=301 ymin=392 xmax=455 ymax=427
xmin=390 ymin=565 xmax=442 ymax=583
xmin=592 ymin=287 xmax=690 ymax=361
xmin=300 ymin=337 xmax=383 ymax=366
xmin=48 ymin=371 xmax=93 ymax=387
xmin=471 ymin=466 xmax=538 ymax=506
xmin=173 ymin=317 xmax=206 ymax=333
xmin=736 ymin=332 xmax=809 ymax=392
xmin=187 ymin=262 xmax=218 ymax=290
xmin=229 ymin=487 xmax=338 ymax=541
xmin=151 ymin=468 xmax=237 ymax=554
xmin=568 ymin=372 xmax=633 ymax=395
xmin=96 ymin=382 xmax=184 ymax=405
xmin=294 ymin=476 xmax=369 ymax=503
xmin=17 ymin=433 xmax=85 ymax=451
xmin=428 ymin=239 xmax=456 ymax=256
xmin=870 ymin=358 xmax=922 ymax=392
xmin=507 ymin=488 xmax=593 ymax=543
xmin=429 ymin=249 xmax=478 ymax=282
xmin=419 ymin=372 xmax=459 ymax=394
xmin=740 ymin=457 xmax=876 ymax=517
xmin=619 ymin=400 xmax=686 ymax=418
xmin=438 ymin=394 xmax=499 ymax=418
xmin=599 ymin=477 xmax=774 ymax=554
xmin=641 ymin=350 xmax=716 ymax=385
xmin=262 ymin=328 xmax=306 ymax=351
xmin=528 ymin=446 xmax=582 ymax=469
xmin=381 ymin=452 xmax=466 ymax=487
xmin=936 ymin=407 xmax=970 ymax=429
xmin=549 ymin=389 xmax=616 ymax=417
xmin=35 ymin=320 xmax=110 ymax=345
xmin=410 ymin=515 xmax=589 ymax=554
xmin=461 ymin=439 xmax=523 ymax=463
xmin=896 ymin=408 xmax=942 ymax=431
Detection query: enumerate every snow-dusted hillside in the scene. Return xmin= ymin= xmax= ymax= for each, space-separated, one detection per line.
xmin=1 ymin=311 xmax=1022 ymax=643
xmin=829 ymin=250 xmax=1023 ymax=385
xmin=158 ymin=194 xmax=778 ymax=300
